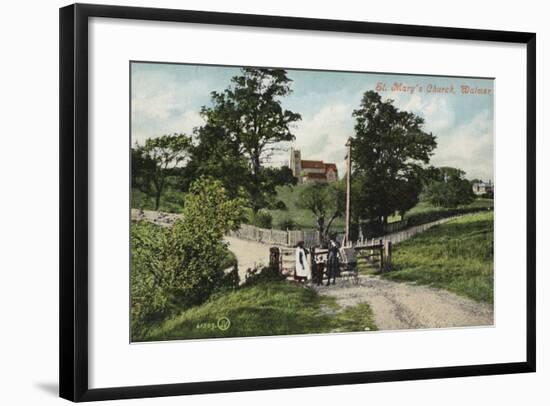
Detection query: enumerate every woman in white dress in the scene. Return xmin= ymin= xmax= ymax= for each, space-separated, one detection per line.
xmin=295 ymin=241 xmax=310 ymax=282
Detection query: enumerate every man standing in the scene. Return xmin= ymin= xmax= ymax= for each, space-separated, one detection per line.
xmin=326 ymin=235 xmax=341 ymax=286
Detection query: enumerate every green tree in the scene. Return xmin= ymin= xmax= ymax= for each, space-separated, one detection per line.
xmin=133 ymin=134 xmax=191 ymax=210
xmin=186 ymin=124 xmax=251 ymax=199
xmin=297 ymin=182 xmax=345 ymax=244
xmin=352 ymin=91 xmax=437 ymax=224
xmin=423 ymin=167 xmax=476 ymax=208
xmin=197 ymin=68 xmax=301 ymax=212
xmin=131 ymin=177 xmax=246 ymax=338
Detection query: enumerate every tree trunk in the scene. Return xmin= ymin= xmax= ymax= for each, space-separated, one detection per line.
xmin=154 ymin=190 xmax=161 ymax=211
xmin=317 ymin=216 xmax=325 ymax=246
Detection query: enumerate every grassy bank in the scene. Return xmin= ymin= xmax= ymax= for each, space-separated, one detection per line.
xmin=137 ymin=281 xmax=377 ymax=342
xmin=383 ymin=212 xmax=494 ymax=303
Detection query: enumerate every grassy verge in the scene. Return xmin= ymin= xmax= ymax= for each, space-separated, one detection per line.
xmin=382 ymin=212 xmax=494 ymax=303
xmin=138 ymin=281 xmax=377 ymax=342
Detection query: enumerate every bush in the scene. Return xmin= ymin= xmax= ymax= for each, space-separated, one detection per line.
xmin=274 ymin=200 xmax=287 ymax=210
xmin=131 ymin=221 xmax=173 ymax=338
xmin=218 ymin=265 xmax=240 ymax=292
xmin=243 ymin=265 xmax=285 ymax=286
xmin=279 ymin=217 xmax=296 ymax=230
xmin=250 ymin=210 xmax=273 ymax=229
xmin=131 ymin=177 xmax=246 ymax=340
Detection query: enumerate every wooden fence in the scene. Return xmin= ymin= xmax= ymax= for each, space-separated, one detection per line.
xmin=230 ymin=215 xmax=462 ymax=248
xmin=355 ymin=214 xmax=464 ymax=248
xmin=229 ymin=224 xmax=321 ymax=247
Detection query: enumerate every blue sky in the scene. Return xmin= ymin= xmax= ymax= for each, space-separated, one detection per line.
xmin=131 ymin=62 xmax=494 ymax=181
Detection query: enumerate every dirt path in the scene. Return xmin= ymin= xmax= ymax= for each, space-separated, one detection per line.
xmin=314 ymin=275 xmax=493 ymax=331
xmin=133 ymin=209 xmax=493 ymax=330
xmin=223 ymin=236 xmax=272 ymax=281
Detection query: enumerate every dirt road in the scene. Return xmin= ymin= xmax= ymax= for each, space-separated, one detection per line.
xmin=223 ymin=236 xmax=272 ymax=281
xmin=314 ymin=275 xmax=493 ymax=331
xmin=133 ymin=210 xmax=493 ymax=330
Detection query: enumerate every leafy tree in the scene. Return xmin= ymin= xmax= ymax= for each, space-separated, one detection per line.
xmin=186 ymin=124 xmax=251 ymax=200
xmin=249 ymin=210 xmax=273 ymax=229
xmin=197 ymin=68 xmax=301 ymax=212
xmin=297 ymin=182 xmax=345 ymax=244
xmin=132 ymin=134 xmax=191 ymax=210
xmin=351 ymin=91 xmax=437 ymax=224
xmin=423 ymin=167 xmax=475 ymax=208
xmin=131 ymin=177 xmax=246 ymax=338
xmin=131 ymin=147 xmax=156 ymax=200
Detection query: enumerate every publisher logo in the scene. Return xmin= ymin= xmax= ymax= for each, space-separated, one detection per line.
xmin=217 ymin=317 xmax=231 ymax=331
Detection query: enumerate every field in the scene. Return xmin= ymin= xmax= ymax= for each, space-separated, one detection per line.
xmin=267 ymin=184 xmax=492 ymax=230
xmin=131 ymin=183 xmax=493 ymax=233
xmin=137 ymin=281 xmax=377 ymax=342
xmin=266 ymin=184 xmax=346 ymax=230
xmin=382 ymin=212 xmax=494 ymax=303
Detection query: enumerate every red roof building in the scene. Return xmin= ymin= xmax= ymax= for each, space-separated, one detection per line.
xmin=290 ymin=148 xmax=339 ymax=184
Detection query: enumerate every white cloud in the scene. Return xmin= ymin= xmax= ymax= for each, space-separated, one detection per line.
xmin=287 ymin=103 xmax=355 ymax=175
xmin=390 ymin=92 xmax=493 ymax=181
xmin=131 ymin=70 xmax=211 ymax=144
xmin=392 ymin=92 xmax=455 ymax=134
xmin=431 ymin=109 xmax=494 ymax=181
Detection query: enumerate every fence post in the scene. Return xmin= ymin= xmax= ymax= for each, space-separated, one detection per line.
xmin=269 ymin=247 xmax=280 ymax=273
xmin=384 ymin=240 xmax=392 ymax=272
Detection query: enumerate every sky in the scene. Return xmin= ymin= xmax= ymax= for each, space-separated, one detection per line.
xmin=131 ymin=62 xmax=494 ymax=182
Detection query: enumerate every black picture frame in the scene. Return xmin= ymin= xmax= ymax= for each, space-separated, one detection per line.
xmin=59 ymin=3 xmax=536 ymax=402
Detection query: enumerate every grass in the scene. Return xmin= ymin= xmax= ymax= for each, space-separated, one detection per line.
xmin=387 ymin=198 xmax=494 ymax=223
xmin=138 ymin=281 xmax=377 ymax=342
xmin=132 ymin=182 xmax=493 ymax=234
xmin=381 ymin=212 xmax=494 ymax=303
xmin=267 ymin=184 xmax=345 ymax=231
xmin=268 ymin=185 xmax=493 ymax=230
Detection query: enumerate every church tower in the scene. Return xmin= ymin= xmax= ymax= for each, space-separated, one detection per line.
xmin=290 ymin=147 xmax=302 ymax=183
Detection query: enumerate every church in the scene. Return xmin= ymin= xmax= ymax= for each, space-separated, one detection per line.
xmin=290 ymin=148 xmax=339 ymax=184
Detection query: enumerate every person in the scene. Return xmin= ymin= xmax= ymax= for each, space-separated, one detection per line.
xmin=326 ymin=235 xmax=341 ymax=286
xmin=295 ymin=241 xmax=310 ymax=282
xmin=310 ymin=246 xmax=323 ymax=286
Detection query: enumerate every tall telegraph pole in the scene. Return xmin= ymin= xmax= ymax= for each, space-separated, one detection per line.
xmin=344 ymin=137 xmax=352 ymax=246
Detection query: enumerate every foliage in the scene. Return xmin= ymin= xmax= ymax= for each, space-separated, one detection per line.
xmin=296 ymin=182 xmax=345 ymax=243
xmin=249 ymin=210 xmax=273 ymax=229
xmin=264 ymin=184 xmax=346 ymax=231
xmin=264 ymin=185 xmax=491 ymax=235
xmin=131 ymin=177 xmax=246 ymax=340
xmin=351 ymin=91 xmax=437 ymax=224
xmin=386 ymin=212 xmax=494 ymax=303
xmin=195 ymin=68 xmax=301 ymax=212
xmin=132 ymin=134 xmax=191 ymax=210
xmin=423 ymin=166 xmax=476 ymax=208
xmin=279 ymin=217 xmax=297 ymax=230
xmin=139 ymin=281 xmax=377 ymax=342
xmin=271 ymin=200 xmax=287 ymax=210
xmin=186 ymin=125 xmax=252 ymax=200
xmin=131 ymin=187 xmax=186 ymax=213
xmin=131 ymin=221 xmax=173 ymax=338
xmin=218 ymin=265 xmax=241 ymax=293
xmin=243 ymin=265 xmax=286 ymax=286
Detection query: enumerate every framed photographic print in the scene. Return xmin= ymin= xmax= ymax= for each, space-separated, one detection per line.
xmin=59 ymin=3 xmax=536 ymax=402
